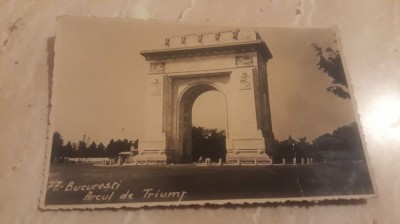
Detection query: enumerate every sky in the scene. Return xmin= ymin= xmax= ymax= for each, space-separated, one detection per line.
xmin=50 ymin=17 xmax=357 ymax=144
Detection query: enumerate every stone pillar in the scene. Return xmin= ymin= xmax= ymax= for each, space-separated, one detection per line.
xmin=225 ymin=55 xmax=272 ymax=165
xmin=137 ymin=62 xmax=167 ymax=164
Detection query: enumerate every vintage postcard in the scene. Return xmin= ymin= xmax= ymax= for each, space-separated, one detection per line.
xmin=40 ymin=16 xmax=375 ymax=209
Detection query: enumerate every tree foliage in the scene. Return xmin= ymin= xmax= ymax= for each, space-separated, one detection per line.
xmin=50 ymin=132 xmax=137 ymax=163
xmin=273 ymin=136 xmax=314 ymax=163
xmin=51 ymin=132 xmax=64 ymax=163
xmin=273 ymin=123 xmax=365 ymax=163
xmin=311 ymin=43 xmax=350 ymax=99
xmin=192 ymin=126 xmax=226 ymax=162
xmin=313 ymin=122 xmax=364 ymax=162
xmin=51 ymin=122 xmax=364 ymax=164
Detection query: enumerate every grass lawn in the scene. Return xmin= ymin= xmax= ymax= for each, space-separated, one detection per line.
xmin=44 ymin=162 xmax=374 ymax=205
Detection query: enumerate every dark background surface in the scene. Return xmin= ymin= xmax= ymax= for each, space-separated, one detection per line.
xmin=45 ymin=162 xmax=374 ymax=205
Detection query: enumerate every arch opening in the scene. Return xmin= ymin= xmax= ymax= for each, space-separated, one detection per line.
xmin=178 ymin=83 xmax=227 ymax=163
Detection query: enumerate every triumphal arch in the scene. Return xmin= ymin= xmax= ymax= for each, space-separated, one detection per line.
xmin=137 ymin=29 xmax=274 ymax=165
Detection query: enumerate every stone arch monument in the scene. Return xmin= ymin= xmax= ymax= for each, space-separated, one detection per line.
xmin=137 ymin=29 xmax=274 ymax=165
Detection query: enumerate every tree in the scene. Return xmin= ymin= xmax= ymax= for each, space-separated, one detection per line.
xmin=296 ymin=137 xmax=314 ymax=160
xmin=273 ymin=136 xmax=314 ymax=163
xmin=49 ymin=133 xmax=138 ymax=159
xmin=105 ymin=139 xmax=116 ymax=157
xmin=97 ymin=143 xmax=106 ymax=157
xmin=274 ymin=136 xmax=296 ymax=163
xmin=132 ymin=139 xmax=139 ymax=149
xmin=311 ymin=43 xmax=350 ymax=99
xmin=63 ymin=141 xmax=74 ymax=158
xmin=76 ymin=140 xmax=87 ymax=157
xmin=51 ymin=132 xmax=64 ymax=163
xmin=104 ymin=139 xmax=131 ymax=158
xmin=88 ymin=142 xmax=98 ymax=157
xmin=313 ymin=123 xmax=364 ymax=162
xmin=192 ymin=126 xmax=226 ymax=162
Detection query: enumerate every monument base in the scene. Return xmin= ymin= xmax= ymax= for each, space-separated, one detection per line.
xmin=226 ymin=149 xmax=272 ymax=165
xmin=133 ymin=150 xmax=167 ymax=165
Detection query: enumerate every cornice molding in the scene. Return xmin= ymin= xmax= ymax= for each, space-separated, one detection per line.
xmin=140 ymin=41 xmax=272 ymax=61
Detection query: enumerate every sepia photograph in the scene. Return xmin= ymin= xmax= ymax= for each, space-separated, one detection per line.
xmin=41 ymin=16 xmax=375 ymax=209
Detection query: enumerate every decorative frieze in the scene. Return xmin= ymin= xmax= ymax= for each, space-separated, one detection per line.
xmin=150 ymin=62 xmax=165 ymax=73
xmin=236 ymin=55 xmax=254 ymax=67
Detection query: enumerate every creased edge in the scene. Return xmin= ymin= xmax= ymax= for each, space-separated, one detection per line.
xmin=333 ymin=26 xmax=379 ymax=198
xmin=38 ymin=17 xmax=62 ymax=211
xmin=41 ymin=193 xmax=376 ymax=211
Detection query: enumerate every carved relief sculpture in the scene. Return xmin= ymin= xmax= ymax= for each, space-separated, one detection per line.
xmin=215 ymin=32 xmax=220 ymax=40
xmin=236 ymin=55 xmax=254 ymax=67
xmin=164 ymin=37 xmax=170 ymax=46
xmin=150 ymin=62 xmax=165 ymax=73
xmin=151 ymin=78 xmax=161 ymax=95
xmin=239 ymin=72 xmax=251 ymax=90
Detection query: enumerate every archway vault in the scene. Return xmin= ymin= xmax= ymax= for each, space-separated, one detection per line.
xmin=137 ymin=29 xmax=274 ymax=165
xmin=177 ymin=82 xmax=228 ymax=163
